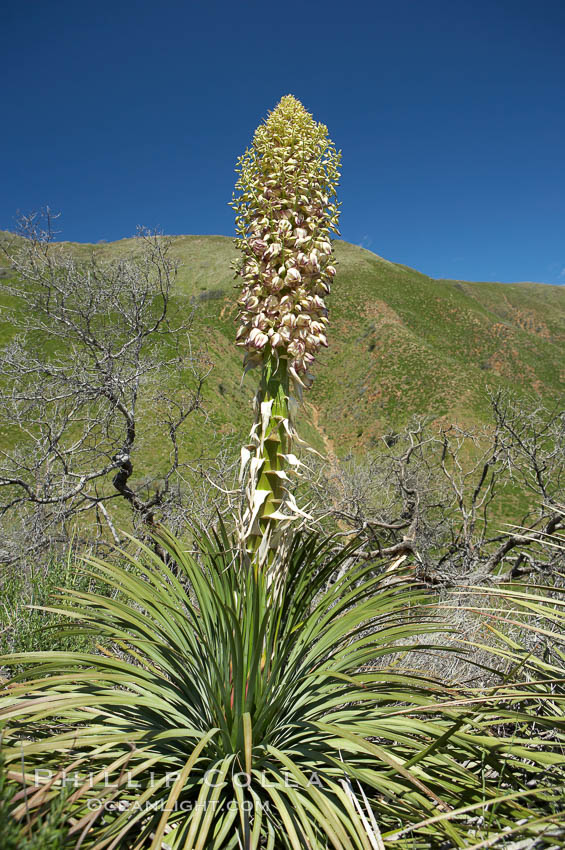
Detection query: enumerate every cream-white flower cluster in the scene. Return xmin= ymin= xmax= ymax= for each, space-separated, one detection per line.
xmin=232 ymin=95 xmax=341 ymax=389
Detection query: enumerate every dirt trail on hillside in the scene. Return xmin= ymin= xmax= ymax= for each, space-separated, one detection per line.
xmin=306 ymin=403 xmax=354 ymax=530
xmin=307 ymin=403 xmax=335 ymax=459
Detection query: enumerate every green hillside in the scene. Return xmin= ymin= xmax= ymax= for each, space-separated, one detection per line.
xmin=1 ymin=232 xmax=563 ymax=464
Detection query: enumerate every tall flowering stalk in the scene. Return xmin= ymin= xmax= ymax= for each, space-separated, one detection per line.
xmin=231 ymin=95 xmax=341 ymax=568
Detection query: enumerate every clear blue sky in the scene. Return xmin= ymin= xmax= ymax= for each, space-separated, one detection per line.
xmin=2 ymin=0 xmax=564 ymax=284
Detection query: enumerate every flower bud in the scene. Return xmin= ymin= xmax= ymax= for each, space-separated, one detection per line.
xmin=249 ymin=328 xmax=269 ymax=350
xmin=252 ymin=313 xmax=269 ymax=330
xmin=288 ymin=339 xmax=305 ymax=357
xmin=264 ymin=242 xmax=282 ymax=260
xmin=281 ymin=313 xmax=297 ymax=328
xmin=264 ymin=295 xmax=279 ymax=311
xmin=307 ymin=251 xmax=320 ymax=272
xmin=250 ymin=238 xmax=267 ymax=256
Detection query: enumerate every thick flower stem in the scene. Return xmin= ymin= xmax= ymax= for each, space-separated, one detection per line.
xmin=248 ymin=354 xmax=290 ymax=563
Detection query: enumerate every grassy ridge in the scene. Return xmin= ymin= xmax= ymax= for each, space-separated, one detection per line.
xmin=1 ymin=232 xmax=563 ymax=464
xmin=312 ymin=241 xmax=564 ymax=450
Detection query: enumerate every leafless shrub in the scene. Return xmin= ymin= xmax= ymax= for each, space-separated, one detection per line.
xmin=0 ymin=210 xmax=212 ymax=567
xmin=301 ymin=391 xmax=565 ymax=584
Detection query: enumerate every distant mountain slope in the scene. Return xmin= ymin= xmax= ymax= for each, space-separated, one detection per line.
xmin=1 ymin=233 xmax=563 ymax=458
xmin=310 ymin=241 xmax=564 ymax=450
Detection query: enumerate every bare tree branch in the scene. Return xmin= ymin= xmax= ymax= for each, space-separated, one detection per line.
xmin=0 ymin=211 xmax=211 ymax=565
xmin=300 ymin=391 xmax=564 ymax=584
